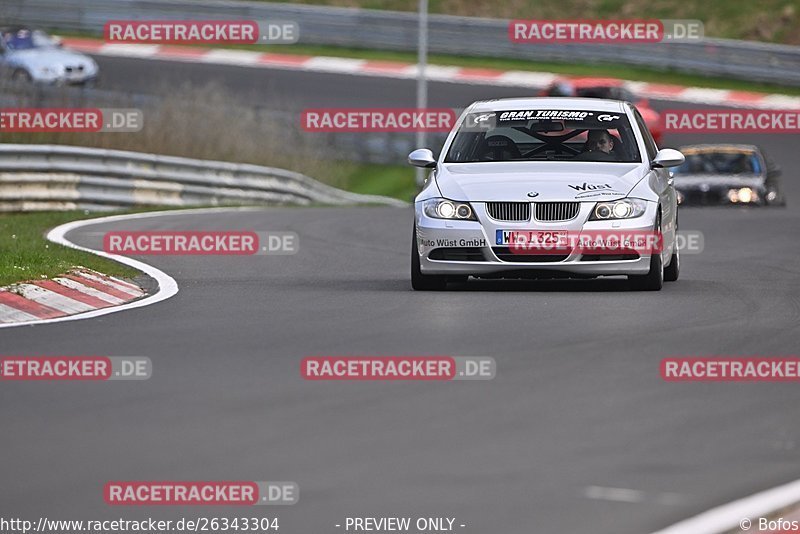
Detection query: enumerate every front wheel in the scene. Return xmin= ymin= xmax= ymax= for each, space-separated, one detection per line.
xmin=664 ymin=240 xmax=680 ymax=282
xmin=411 ymin=225 xmax=447 ymax=291
xmin=11 ymin=69 xmax=32 ymax=84
xmin=628 ymin=214 xmax=664 ymax=291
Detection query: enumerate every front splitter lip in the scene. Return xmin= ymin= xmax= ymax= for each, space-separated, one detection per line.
xmin=420 ymin=255 xmax=652 ymax=276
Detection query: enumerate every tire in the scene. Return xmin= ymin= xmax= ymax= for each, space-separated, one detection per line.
xmin=11 ymin=69 xmax=32 ymax=84
xmin=628 ymin=214 xmax=664 ymax=291
xmin=664 ymin=212 xmax=680 ymax=282
xmin=411 ymin=225 xmax=448 ymax=291
xmin=664 ymin=239 xmax=680 ymax=282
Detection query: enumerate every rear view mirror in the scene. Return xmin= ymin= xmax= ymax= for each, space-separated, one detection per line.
xmin=530 ymin=120 xmax=565 ymax=132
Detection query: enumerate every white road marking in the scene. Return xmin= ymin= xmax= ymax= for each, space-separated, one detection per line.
xmin=650 ymin=478 xmax=800 ymax=533
xmin=584 ymin=485 xmax=645 ymax=503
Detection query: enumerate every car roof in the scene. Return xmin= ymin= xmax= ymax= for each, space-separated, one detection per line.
xmin=679 ymin=144 xmax=760 ymax=154
xmin=469 ymin=97 xmax=627 ymax=113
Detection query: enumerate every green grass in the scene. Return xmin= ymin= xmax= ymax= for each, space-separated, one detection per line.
xmin=335 ymin=163 xmax=418 ymax=201
xmin=0 ymin=211 xmax=139 ymax=286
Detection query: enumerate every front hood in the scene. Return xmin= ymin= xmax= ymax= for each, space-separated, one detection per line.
xmin=435 ymin=162 xmax=646 ymax=202
xmin=674 ymin=174 xmax=764 ymax=191
xmin=9 ymin=48 xmax=95 ymax=71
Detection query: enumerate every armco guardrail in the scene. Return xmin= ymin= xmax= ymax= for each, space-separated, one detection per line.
xmin=0 ymin=144 xmax=407 ymax=211
xmin=4 ymin=0 xmax=800 ymax=86
xmin=0 ymin=81 xmax=445 ymax=166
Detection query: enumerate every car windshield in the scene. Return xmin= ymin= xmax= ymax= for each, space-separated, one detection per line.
xmin=2 ymin=29 xmax=56 ymax=51
xmin=444 ymin=109 xmax=642 ymax=163
xmin=674 ymin=150 xmax=761 ymax=175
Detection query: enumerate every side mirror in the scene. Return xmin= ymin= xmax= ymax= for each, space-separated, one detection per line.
xmin=51 ymin=35 xmax=63 ymax=48
xmin=408 ymin=148 xmax=436 ymax=168
xmin=651 ymin=148 xmax=685 ymax=169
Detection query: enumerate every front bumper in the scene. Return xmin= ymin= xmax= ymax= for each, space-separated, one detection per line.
xmin=32 ymin=73 xmax=98 ymax=86
xmin=415 ymin=201 xmax=659 ymax=277
xmin=676 ymin=185 xmax=767 ymax=206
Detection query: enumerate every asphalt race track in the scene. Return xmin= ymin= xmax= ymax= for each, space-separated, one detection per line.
xmin=2 ymin=56 xmax=800 ymax=534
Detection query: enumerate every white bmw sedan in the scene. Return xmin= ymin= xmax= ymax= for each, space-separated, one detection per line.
xmin=0 ymin=27 xmax=98 ymax=86
xmin=410 ymin=97 xmax=684 ymax=291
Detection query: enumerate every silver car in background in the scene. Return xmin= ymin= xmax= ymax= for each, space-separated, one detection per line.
xmin=410 ymin=97 xmax=685 ymax=291
xmin=0 ymin=27 xmax=98 ymax=85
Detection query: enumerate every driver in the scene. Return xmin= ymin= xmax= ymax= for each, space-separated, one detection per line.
xmin=575 ymin=129 xmax=618 ymax=161
xmin=585 ymin=130 xmax=615 ymax=154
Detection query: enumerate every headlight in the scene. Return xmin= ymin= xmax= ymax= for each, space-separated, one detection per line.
xmin=589 ymin=199 xmax=647 ymax=221
xmin=423 ymin=198 xmax=477 ymax=221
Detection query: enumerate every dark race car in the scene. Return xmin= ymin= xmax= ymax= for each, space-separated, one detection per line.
xmin=672 ymin=144 xmax=786 ymax=207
